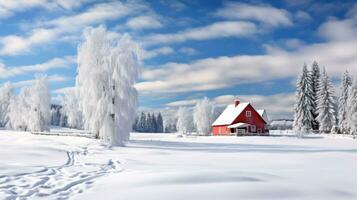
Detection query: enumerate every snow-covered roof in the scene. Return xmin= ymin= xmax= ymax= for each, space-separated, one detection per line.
xmin=212 ymin=102 xmax=249 ymax=126
xmin=257 ymin=109 xmax=269 ymax=123
xmin=227 ymin=122 xmax=249 ymax=128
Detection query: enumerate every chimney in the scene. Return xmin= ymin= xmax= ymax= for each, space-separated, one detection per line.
xmin=234 ymin=99 xmax=240 ymax=107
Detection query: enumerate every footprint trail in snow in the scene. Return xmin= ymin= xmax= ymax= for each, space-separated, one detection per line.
xmin=0 ymin=144 xmax=122 ymax=199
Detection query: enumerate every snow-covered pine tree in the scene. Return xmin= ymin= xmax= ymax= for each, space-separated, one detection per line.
xmin=193 ymin=97 xmax=214 ymax=136
xmin=293 ymin=64 xmax=315 ymax=136
xmin=151 ymin=113 xmax=158 ymax=133
xmin=347 ymin=76 xmax=357 ymax=135
xmin=310 ymin=61 xmax=321 ymax=130
xmin=62 ymin=90 xmax=83 ymax=129
xmin=139 ymin=112 xmax=146 ymax=132
xmin=146 ymin=113 xmax=152 ymax=132
xmin=338 ymin=70 xmax=352 ymax=134
xmin=132 ymin=116 xmax=139 ymax=132
xmin=0 ymin=82 xmax=13 ymax=127
xmin=316 ymin=68 xmax=337 ymax=133
xmin=156 ymin=113 xmax=164 ymax=133
xmin=176 ymin=107 xmax=191 ymax=135
xmin=77 ymin=26 xmax=140 ymax=145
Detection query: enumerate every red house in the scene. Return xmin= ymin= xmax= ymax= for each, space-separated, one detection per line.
xmin=212 ymin=99 xmax=269 ymax=136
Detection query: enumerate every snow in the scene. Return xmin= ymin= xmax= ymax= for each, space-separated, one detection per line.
xmin=212 ymin=102 xmax=249 ymax=125
xmin=257 ymin=109 xmax=269 ymax=123
xmin=1 ymin=129 xmax=357 ymax=199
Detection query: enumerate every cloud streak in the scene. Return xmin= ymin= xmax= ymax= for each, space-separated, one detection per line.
xmin=0 ymin=56 xmax=75 ymax=79
xmin=142 ymin=21 xmax=257 ymax=46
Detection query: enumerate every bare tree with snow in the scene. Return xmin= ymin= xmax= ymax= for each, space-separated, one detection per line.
xmin=7 ymin=87 xmax=30 ymax=131
xmin=293 ymin=64 xmax=314 ymax=136
xmin=8 ymin=75 xmax=50 ymax=132
xmin=338 ymin=70 xmax=352 ymax=134
xmin=0 ymin=82 xmax=13 ymax=127
xmin=27 ymin=75 xmax=51 ymax=132
xmin=347 ymin=76 xmax=357 ymax=135
xmin=62 ymin=90 xmax=83 ymax=129
xmin=176 ymin=107 xmax=191 ymax=135
xmin=316 ymin=68 xmax=337 ymax=133
xmin=193 ymin=97 xmax=214 ymax=136
xmin=77 ymin=26 xmax=140 ymax=146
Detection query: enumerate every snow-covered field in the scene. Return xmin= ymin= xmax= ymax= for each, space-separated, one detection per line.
xmin=1 ymin=130 xmax=357 ymax=200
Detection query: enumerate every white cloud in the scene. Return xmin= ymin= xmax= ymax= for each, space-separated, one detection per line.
xmin=0 ymin=1 xmax=148 ymax=55
xmin=143 ymin=21 xmax=257 ymax=46
xmin=142 ymin=46 xmax=174 ymax=60
xmin=53 ymin=86 xmax=76 ymax=94
xmin=0 ymin=56 xmax=75 ymax=79
xmin=318 ymin=18 xmax=357 ymax=41
xmin=214 ymin=2 xmax=292 ymax=27
xmin=12 ymin=74 xmax=70 ymax=88
xmin=166 ymin=99 xmax=199 ymax=107
xmin=126 ymin=15 xmax=163 ymax=30
xmin=136 ymin=38 xmax=357 ymax=94
xmin=0 ymin=0 xmax=88 ymax=18
xmin=178 ymin=47 xmax=197 ymax=55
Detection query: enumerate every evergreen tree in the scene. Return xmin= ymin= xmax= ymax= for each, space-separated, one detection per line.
xmin=293 ymin=64 xmax=314 ymax=136
xmin=347 ymin=76 xmax=357 ymax=135
xmin=151 ymin=113 xmax=157 ymax=132
xmin=156 ymin=113 xmax=164 ymax=133
xmin=132 ymin=116 xmax=139 ymax=131
xmin=338 ymin=70 xmax=352 ymax=134
xmin=316 ymin=68 xmax=337 ymax=133
xmin=139 ymin=112 xmax=146 ymax=132
xmin=310 ymin=61 xmax=320 ymax=130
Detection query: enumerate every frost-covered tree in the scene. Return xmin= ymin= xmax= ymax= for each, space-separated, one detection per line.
xmin=193 ymin=97 xmax=214 ymax=135
xmin=293 ymin=64 xmax=314 ymax=136
xmin=7 ymin=87 xmax=31 ymax=131
xmin=316 ymin=68 xmax=337 ymax=133
xmin=338 ymin=70 xmax=352 ymax=134
xmin=176 ymin=107 xmax=191 ymax=134
xmin=76 ymin=26 xmax=140 ymax=145
xmin=7 ymin=75 xmax=50 ymax=132
xmin=0 ymin=82 xmax=13 ymax=127
xmin=347 ymin=76 xmax=357 ymax=135
xmin=310 ymin=61 xmax=321 ymax=130
xmin=62 ymin=90 xmax=83 ymax=129
xmin=27 ymin=75 xmax=51 ymax=132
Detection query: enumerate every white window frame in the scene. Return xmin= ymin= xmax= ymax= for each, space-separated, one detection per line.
xmin=250 ymin=125 xmax=256 ymax=132
xmin=246 ymin=111 xmax=251 ymax=117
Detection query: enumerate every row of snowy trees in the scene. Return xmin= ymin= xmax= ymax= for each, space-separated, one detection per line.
xmin=176 ymin=97 xmax=215 ymax=135
xmin=293 ymin=61 xmax=357 ymax=135
xmin=133 ymin=112 xmax=164 ymax=133
xmin=0 ymin=75 xmax=52 ymax=132
xmin=0 ymin=25 xmax=140 ymax=146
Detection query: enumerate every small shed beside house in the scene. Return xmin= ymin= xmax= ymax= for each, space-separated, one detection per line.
xmin=212 ymin=99 xmax=269 ymax=136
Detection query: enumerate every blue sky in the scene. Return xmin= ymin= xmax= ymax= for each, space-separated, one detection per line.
xmin=0 ymin=0 xmax=357 ymax=119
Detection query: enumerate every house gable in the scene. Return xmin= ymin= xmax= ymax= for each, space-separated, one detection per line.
xmin=232 ymin=104 xmax=267 ymax=126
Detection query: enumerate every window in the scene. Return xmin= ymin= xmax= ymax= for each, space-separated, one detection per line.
xmin=246 ymin=111 xmax=251 ymax=117
xmin=250 ymin=125 xmax=256 ymax=132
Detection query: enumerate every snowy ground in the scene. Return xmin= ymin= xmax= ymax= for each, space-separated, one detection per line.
xmin=0 ymin=130 xmax=357 ymax=200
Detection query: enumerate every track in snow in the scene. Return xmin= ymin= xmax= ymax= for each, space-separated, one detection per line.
xmin=0 ymin=144 xmax=122 ymax=200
